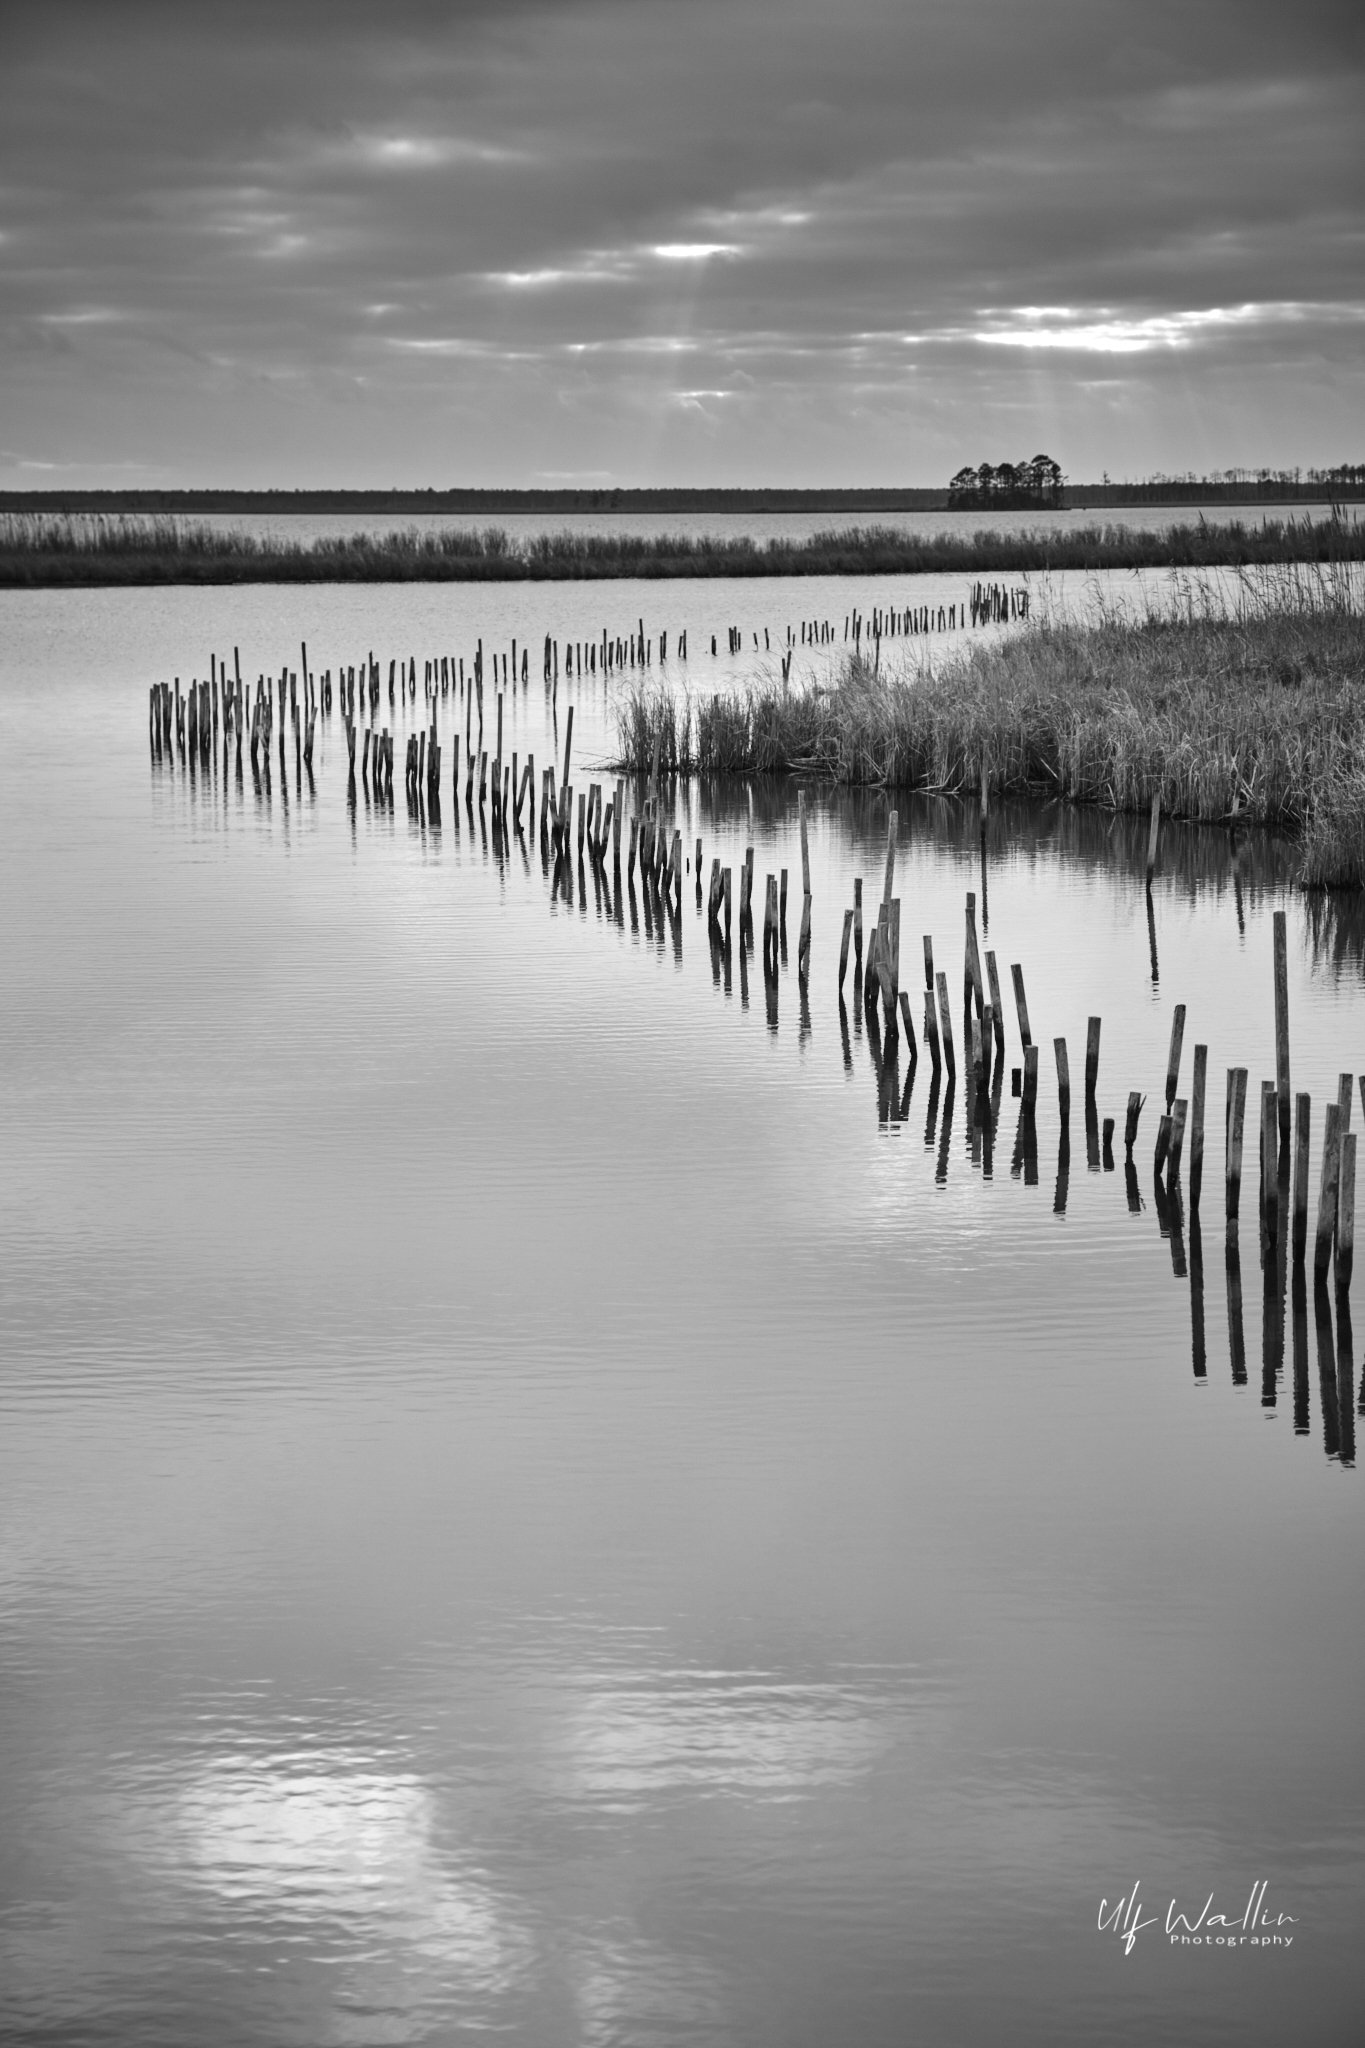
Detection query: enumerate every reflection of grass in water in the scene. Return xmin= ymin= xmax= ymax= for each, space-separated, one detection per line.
xmin=616 ymin=566 xmax=1365 ymax=887
xmin=2 ymin=510 xmax=1363 ymax=583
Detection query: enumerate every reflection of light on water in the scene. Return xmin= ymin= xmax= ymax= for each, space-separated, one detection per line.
xmin=556 ymin=1674 xmax=890 ymax=1806
xmin=172 ymin=1750 xmax=525 ymax=1994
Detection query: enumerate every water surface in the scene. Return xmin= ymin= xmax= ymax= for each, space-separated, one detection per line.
xmin=0 ymin=585 xmax=1360 ymax=2048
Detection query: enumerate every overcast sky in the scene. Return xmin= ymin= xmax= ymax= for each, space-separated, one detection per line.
xmin=2 ymin=0 xmax=1361 ymax=489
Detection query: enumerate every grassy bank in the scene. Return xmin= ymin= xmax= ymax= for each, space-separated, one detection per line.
xmin=1 ymin=511 xmax=1362 ymax=586
xmin=613 ymin=573 xmax=1365 ymax=888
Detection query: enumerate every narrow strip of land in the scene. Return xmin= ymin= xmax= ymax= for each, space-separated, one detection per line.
xmin=2 ymin=514 xmax=1361 ymax=586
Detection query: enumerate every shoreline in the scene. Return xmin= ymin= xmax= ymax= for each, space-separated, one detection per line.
xmin=607 ymin=598 xmax=1365 ymax=889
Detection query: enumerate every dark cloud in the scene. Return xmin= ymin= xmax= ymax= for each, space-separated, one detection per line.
xmin=1 ymin=0 xmax=1360 ymax=484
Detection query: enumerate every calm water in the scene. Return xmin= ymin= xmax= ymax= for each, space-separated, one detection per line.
xmin=1 ymin=582 xmax=1361 ymax=2048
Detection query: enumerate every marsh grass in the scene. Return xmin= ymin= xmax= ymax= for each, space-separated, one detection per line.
xmin=2 ymin=510 xmax=1362 ymax=585
xmin=614 ymin=567 xmax=1365 ymax=887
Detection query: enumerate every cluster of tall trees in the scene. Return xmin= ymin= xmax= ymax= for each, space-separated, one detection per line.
xmin=947 ymin=456 xmax=1065 ymax=509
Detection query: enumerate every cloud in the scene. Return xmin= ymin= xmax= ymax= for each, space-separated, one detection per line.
xmin=1 ymin=0 xmax=1360 ymax=484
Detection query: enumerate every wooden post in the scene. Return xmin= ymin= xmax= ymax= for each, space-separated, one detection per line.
xmin=1315 ymin=1102 xmax=1342 ymax=1279
xmin=899 ymin=990 xmax=917 ymax=1062
xmin=1124 ymin=1091 xmax=1144 ymax=1153
xmin=1054 ymin=1037 xmax=1071 ymax=1121
xmin=1273 ymin=908 xmax=1291 ymax=1143
xmin=1154 ymin=1115 xmax=1172 ymax=1174
xmin=853 ymin=878 xmax=863 ymax=959
xmin=985 ymin=951 xmax=1005 ymax=1051
xmin=1338 ymin=1132 xmax=1356 ymax=1295
xmin=1010 ymin=964 xmax=1032 ymax=1048
xmin=1084 ymin=1017 xmax=1101 ymax=1103
xmin=964 ymin=893 xmax=984 ymax=1016
xmin=881 ymin=808 xmax=896 ymax=912
xmin=1189 ymin=1044 xmax=1208 ymax=1209
xmin=924 ymin=989 xmax=942 ymax=1078
xmin=838 ymin=908 xmax=853 ymax=989
xmin=800 ymin=791 xmax=811 ymax=902
xmin=1146 ymin=789 xmax=1160 ymax=878
xmin=1292 ymin=1092 xmax=1311 ymax=1263
xmin=923 ymin=934 xmax=934 ymax=991
xmin=780 ymin=867 xmax=788 ymax=931
xmin=1261 ymin=1085 xmax=1279 ymax=1226
xmin=1226 ymin=1067 xmax=1248 ymax=1227
xmin=1165 ymin=1004 xmax=1186 ymax=1112
xmin=1022 ymin=1044 xmax=1039 ymax=1110
xmin=798 ymin=890 xmax=811 ymax=981
xmin=935 ymin=971 xmax=956 ymax=1080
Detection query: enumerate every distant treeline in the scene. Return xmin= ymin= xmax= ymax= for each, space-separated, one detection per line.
xmin=2 ymin=513 xmax=1362 ymax=586
xmin=2 ymin=472 xmax=1363 ymax=521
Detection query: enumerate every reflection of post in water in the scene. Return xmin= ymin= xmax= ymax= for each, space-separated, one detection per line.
xmin=1335 ymin=1290 xmax=1355 ymax=1466
xmin=881 ymin=1034 xmax=900 ymax=1127
xmin=1189 ymin=1209 xmax=1207 ymax=1376
xmin=1009 ymin=1095 xmax=1038 ymax=1187
xmin=1054 ymin=1123 xmax=1070 ymax=1215
xmin=838 ymin=996 xmax=853 ymax=1073
xmin=1146 ymin=883 xmax=1159 ymax=987
xmin=738 ymin=927 xmax=749 ymax=1010
xmin=924 ymin=1068 xmax=941 ymax=1152
xmin=667 ymin=886 xmax=683 ymax=964
xmin=1226 ymin=1233 xmax=1247 ymax=1385
xmin=1314 ymin=1277 xmax=1341 ymax=1460
xmin=1291 ymin=1266 xmax=1310 ymax=1432
xmin=765 ymin=948 xmax=779 ymax=1036
xmin=1168 ymin=1181 xmax=1188 ymax=1279
xmin=628 ymin=872 xmax=639 ymax=935
xmin=1153 ymin=1166 xmax=1172 ymax=1238
xmin=936 ymin=1078 xmax=956 ymax=1185
xmin=852 ymin=961 xmax=864 ymax=1039
xmin=899 ymin=1048 xmax=916 ymax=1123
xmin=1124 ymin=1156 xmax=1143 ymax=1213
xmin=981 ymin=1060 xmax=1003 ymax=1180
xmin=1261 ymin=1205 xmax=1282 ymax=1408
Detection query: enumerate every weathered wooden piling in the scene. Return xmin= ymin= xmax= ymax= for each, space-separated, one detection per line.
xmin=1022 ymin=1043 xmax=1039 ymax=1111
xmin=935 ymin=971 xmax=956 ymax=1081
xmin=1315 ymin=1102 xmax=1342 ymax=1280
xmin=924 ymin=989 xmax=942 ymax=1078
xmin=1124 ymin=1091 xmax=1144 ymax=1154
xmin=1338 ymin=1133 xmax=1356 ymax=1296
xmin=1226 ymin=1067 xmax=1249 ymax=1229
xmin=854 ymin=879 xmax=864 ymax=961
xmin=1146 ymin=789 xmax=1161 ymax=879
xmin=1102 ymin=1117 xmax=1115 ymax=1168
xmin=1273 ymin=909 xmax=1291 ymax=1143
xmin=1054 ymin=1037 xmax=1071 ymax=1121
xmin=1010 ymin=964 xmax=1032 ymax=1048
xmin=1155 ymin=1113 xmax=1172 ymax=1174
xmin=923 ymin=934 xmax=934 ymax=992
xmin=1189 ymin=1045 xmax=1208 ymax=1210
xmin=763 ymin=873 xmax=779 ymax=969
xmin=985 ymin=952 xmax=1005 ymax=1052
xmin=780 ymin=867 xmax=788 ymax=933
xmin=964 ymin=893 xmax=984 ymax=1017
xmin=1292 ymin=1092 xmax=1311 ymax=1262
xmin=1084 ymin=1018 xmax=1101 ymax=1103
xmin=838 ymin=909 xmax=853 ymax=990
xmin=1260 ymin=1083 xmax=1279 ymax=1228
xmin=1165 ymin=1004 xmax=1186 ymax=1112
